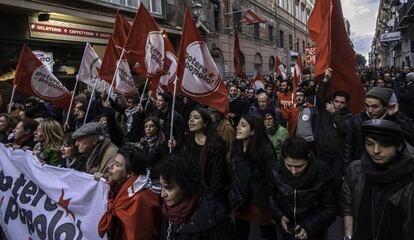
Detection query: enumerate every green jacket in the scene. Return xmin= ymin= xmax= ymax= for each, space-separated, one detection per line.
xmin=42 ymin=147 xmax=61 ymax=166
xmin=267 ymin=125 xmax=289 ymax=161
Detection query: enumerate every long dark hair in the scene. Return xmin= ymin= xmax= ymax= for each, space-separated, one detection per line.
xmin=233 ymin=114 xmax=274 ymax=179
xmin=187 ymin=107 xmax=224 ymax=165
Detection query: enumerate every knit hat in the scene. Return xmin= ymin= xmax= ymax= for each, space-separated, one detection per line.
xmin=366 ymin=87 xmax=393 ymax=106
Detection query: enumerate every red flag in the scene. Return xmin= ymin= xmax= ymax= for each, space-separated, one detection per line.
xmin=126 ymin=3 xmax=167 ymax=78
xmin=275 ymin=56 xmax=282 ymax=76
xmin=177 ymin=10 xmax=228 ymax=113
xmin=308 ymin=0 xmax=364 ymax=113
xmin=239 ymin=9 xmax=267 ymax=25
xmin=292 ymin=54 xmax=302 ymax=92
xmin=99 ymin=13 xmax=131 ymax=84
xmin=234 ymin=30 xmax=246 ymax=79
xmin=13 ymin=45 xmax=72 ymax=110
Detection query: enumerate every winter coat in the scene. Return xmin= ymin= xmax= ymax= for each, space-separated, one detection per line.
xmin=110 ymin=99 xmax=145 ymax=143
xmin=152 ymin=109 xmax=185 ymax=148
xmin=267 ymin=125 xmax=289 ymax=161
xmin=315 ymin=81 xmax=352 ymax=154
xmin=216 ymin=118 xmax=235 ymax=161
xmin=269 ymin=161 xmax=337 ymax=240
xmin=340 ymin=148 xmax=414 ymax=240
xmin=394 ymin=81 xmax=414 ymax=119
xmin=160 ymin=192 xmax=231 ymax=240
xmin=344 ymin=111 xmax=414 ymax=165
xmin=86 ymin=137 xmax=118 ymax=175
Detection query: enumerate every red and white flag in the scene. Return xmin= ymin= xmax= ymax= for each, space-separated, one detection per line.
xmin=13 ymin=45 xmax=72 ymax=110
xmin=251 ymin=72 xmax=265 ymax=90
xmin=292 ymin=54 xmax=303 ymax=92
xmin=239 ymin=9 xmax=267 ymax=25
xmin=158 ymin=31 xmax=178 ymax=95
xmin=177 ymin=10 xmax=228 ymax=113
xmin=126 ymin=3 xmax=168 ymax=78
xmin=275 ymin=55 xmax=287 ymax=80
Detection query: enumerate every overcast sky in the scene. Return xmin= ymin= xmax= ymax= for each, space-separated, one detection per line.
xmin=342 ymin=0 xmax=379 ymax=60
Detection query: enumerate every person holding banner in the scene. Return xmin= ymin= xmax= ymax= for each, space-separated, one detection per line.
xmin=159 ymin=155 xmax=231 ymax=240
xmin=8 ymin=118 xmax=38 ymax=151
xmin=98 ymin=145 xmax=162 ymax=240
xmin=0 ymin=113 xmax=18 ymax=144
xmin=72 ymin=122 xmax=118 ymax=175
xmin=60 ymin=132 xmax=85 ymax=171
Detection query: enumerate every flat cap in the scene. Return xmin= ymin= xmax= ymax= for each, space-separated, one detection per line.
xmin=362 ymin=119 xmax=403 ymax=136
xmin=72 ymin=122 xmax=104 ymax=139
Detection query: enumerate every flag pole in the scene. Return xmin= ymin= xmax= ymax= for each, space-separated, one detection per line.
xmin=138 ymin=77 xmax=149 ymax=109
xmin=106 ymin=47 xmax=126 ymax=101
xmin=65 ymin=71 xmax=80 ymax=125
xmin=169 ymin=76 xmax=178 ymax=154
xmin=83 ymin=77 xmax=99 ymax=125
xmin=65 ymin=43 xmax=89 ymax=125
xmin=8 ymin=85 xmax=17 ymax=113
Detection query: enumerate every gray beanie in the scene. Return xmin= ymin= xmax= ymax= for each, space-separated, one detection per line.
xmin=72 ymin=122 xmax=104 ymax=139
xmin=366 ymin=87 xmax=393 ymax=106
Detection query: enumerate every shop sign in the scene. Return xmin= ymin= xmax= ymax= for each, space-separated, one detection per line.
xmin=29 ymin=18 xmax=112 ymax=44
xmin=380 ymin=32 xmax=401 ymax=42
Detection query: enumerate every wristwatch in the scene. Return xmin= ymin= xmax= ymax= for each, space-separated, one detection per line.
xmin=343 ymin=236 xmax=352 ymax=240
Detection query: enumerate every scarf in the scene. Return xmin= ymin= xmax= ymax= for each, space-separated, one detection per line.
xmin=98 ymin=170 xmax=160 ymax=238
xmin=144 ymin=136 xmax=157 ymax=151
xmin=228 ymin=95 xmax=238 ymax=103
xmin=361 ymin=147 xmax=414 ymax=183
xmin=162 ymin=192 xmax=201 ymax=224
xmin=277 ymin=155 xmax=320 ymax=189
xmin=265 ymin=124 xmax=278 ymax=135
xmin=125 ymin=106 xmax=139 ymax=133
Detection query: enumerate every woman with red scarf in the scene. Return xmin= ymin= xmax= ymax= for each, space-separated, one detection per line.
xmin=98 ymin=145 xmax=162 ymax=240
xmin=159 ymin=155 xmax=231 ymax=240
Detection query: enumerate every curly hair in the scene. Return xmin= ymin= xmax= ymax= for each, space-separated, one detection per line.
xmin=159 ymin=154 xmax=201 ymax=199
xmin=117 ymin=144 xmax=148 ymax=175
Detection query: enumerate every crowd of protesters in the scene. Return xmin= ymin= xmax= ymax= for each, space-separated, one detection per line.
xmin=0 ymin=64 xmax=413 ymax=240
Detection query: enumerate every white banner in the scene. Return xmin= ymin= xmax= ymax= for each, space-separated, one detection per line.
xmin=0 ymin=144 xmax=109 ymax=240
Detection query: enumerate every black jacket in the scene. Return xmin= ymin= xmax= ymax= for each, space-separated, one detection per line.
xmin=269 ymin=161 xmax=337 ymax=239
xmin=344 ymin=111 xmax=414 ymax=165
xmin=394 ymin=81 xmax=414 ymax=119
xmin=152 ymin=109 xmax=185 ymax=148
xmin=315 ymin=81 xmax=352 ymax=154
xmin=160 ymin=192 xmax=231 ymax=240
xmin=110 ymin=99 xmax=146 ymax=143
xmin=232 ymin=142 xmax=276 ymax=211
xmin=340 ymin=148 xmax=414 ymax=239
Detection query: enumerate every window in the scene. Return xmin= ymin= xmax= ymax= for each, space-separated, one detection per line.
xmin=296 ymin=38 xmax=300 ymax=52
xmin=287 ymin=0 xmax=293 ymax=14
xmin=269 ymin=25 xmax=274 ymax=42
xmin=100 ymin=0 xmax=163 ymax=15
xmin=278 ymin=0 xmax=283 ymax=7
xmin=296 ymin=3 xmax=300 ymax=19
xmin=213 ymin=2 xmax=220 ymax=31
xmin=289 ymin=34 xmax=293 ymax=50
xmin=280 ymin=31 xmax=284 ymax=48
xmin=254 ymin=23 xmax=260 ymax=39
xmin=302 ymin=40 xmax=306 ymax=53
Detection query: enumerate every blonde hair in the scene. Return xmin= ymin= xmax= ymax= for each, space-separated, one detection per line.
xmin=39 ymin=119 xmax=64 ymax=151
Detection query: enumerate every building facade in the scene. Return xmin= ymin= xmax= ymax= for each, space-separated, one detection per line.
xmin=371 ymin=0 xmax=414 ymax=68
xmin=0 ymin=0 xmax=314 ymax=102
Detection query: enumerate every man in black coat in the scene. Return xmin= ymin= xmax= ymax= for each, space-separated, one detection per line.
xmin=316 ymin=68 xmax=352 ymax=193
xmin=344 ymin=87 xmax=414 ymax=166
xmin=341 ymin=119 xmax=414 ymax=240
xmin=394 ymin=72 xmax=414 ymax=120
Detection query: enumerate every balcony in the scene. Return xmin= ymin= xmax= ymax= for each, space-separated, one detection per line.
xmin=397 ymin=0 xmax=414 ymax=27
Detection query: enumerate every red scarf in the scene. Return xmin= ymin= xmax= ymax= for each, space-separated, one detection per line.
xmin=99 ymin=176 xmax=161 ymax=239
xmin=162 ymin=192 xmax=201 ymax=224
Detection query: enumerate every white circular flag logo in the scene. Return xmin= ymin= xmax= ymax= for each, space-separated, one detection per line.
xmin=145 ymin=31 xmax=165 ymax=76
xmin=182 ymin=41 xmax=221 ymax=97
xmin=160 ymin=51 xmax=177 ymax=85
xmin=31 ymin=65 xmax=68 ymax=100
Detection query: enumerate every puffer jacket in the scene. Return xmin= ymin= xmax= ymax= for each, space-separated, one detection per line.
xmin=269 ymin=161 xmax=337 ymax=239
xmin=340 ymin=148 xmax=414 ymax=239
